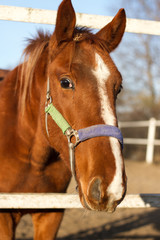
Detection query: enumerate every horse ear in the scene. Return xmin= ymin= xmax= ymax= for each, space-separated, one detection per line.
xmin=55 ymin=0 xmax=76 ymax=44
xmin=96 ymin=9 xmax=126 ymax=52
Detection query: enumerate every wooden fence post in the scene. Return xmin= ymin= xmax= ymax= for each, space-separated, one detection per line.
xmin=146 ymin=118 xmax=156 ymax=164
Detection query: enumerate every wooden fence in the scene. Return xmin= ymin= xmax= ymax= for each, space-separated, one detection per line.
xmin=0 ymin=5 xmax=160 ymax=35
xmin=0 ymin=5 xmax=160 ymax=209
xmin=120 ymin=118 xmax=160 ymax=164
xmin=0 ymin=193 xmax=160 ymax=209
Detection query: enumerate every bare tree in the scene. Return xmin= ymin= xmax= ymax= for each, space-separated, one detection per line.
xmin=112 ymin=0 xmax=160 ymax=120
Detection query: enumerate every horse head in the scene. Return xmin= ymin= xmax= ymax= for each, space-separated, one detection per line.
xmin=44 ymin=0 xmax=127 ymax=212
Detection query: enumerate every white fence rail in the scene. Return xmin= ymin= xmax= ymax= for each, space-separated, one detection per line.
xmin=0 ymin=6 xmax=160 ymax=35
xmin=120 ymin=118 xmax=160 ymax=164
xmin=0 ymin=193 xmax=160 ymax=209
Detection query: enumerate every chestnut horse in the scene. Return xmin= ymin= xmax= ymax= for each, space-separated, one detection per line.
xmin=0 ymin=0 xmax=127 ymax=239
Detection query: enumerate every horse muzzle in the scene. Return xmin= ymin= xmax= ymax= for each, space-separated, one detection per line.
xmin=79 ymin=176 xmax=126 ymax=213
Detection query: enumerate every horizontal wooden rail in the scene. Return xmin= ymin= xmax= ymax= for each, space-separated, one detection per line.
xmin=0 ymin=6 xmax=160 ymax=35
xmin=0 ymin=193 xmax=160 ymax=209
xmin=124 ymin=138 xmax=160 ymax=146
xmin=120 ymin=120 xmax=160 ymax=128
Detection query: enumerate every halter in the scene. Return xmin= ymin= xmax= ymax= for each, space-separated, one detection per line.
xmin=45 ymin=78 xmax=123 ymax=181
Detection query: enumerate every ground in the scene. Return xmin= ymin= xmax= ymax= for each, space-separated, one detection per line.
xmin=16 ymin=160 xmax=160 ymax=240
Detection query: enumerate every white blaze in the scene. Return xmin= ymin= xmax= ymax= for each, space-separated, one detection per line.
xmin=92 ymin=53 xmax=124 ymax=201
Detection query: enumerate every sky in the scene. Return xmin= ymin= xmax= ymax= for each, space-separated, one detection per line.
xmin=0 ymin=0 xmax=126 ymax=70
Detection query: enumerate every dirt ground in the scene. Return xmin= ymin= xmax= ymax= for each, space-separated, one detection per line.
xmin=16 ymin=160 xmax=160 ymax=240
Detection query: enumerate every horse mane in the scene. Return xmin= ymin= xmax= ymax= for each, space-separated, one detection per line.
xmin=18 ymin=31 xmax=50 ymax=112
xmin=17 ymin=27 xmax=108 ymax=113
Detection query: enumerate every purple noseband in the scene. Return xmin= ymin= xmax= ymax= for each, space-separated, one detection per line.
xmin=65 ymin=124 xmax=123 ymax=181
xmin=78 ymin=124 xmax=123 ymax=149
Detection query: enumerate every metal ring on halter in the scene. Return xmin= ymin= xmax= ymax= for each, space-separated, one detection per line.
xmin=65 ymin=128 xmax=80 ymax=148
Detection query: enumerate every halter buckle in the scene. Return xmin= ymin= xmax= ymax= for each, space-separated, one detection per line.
xmin=45 ymin=77 xmax=52 ymax=107
xmin=46 ymin=95 xmax=52 ymax=106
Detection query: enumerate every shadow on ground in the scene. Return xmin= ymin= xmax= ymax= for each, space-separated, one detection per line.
xmin=57 ymin=209 xmax=160 ymax=240
xmin=17 ymin=209 xmax=160 ymax=240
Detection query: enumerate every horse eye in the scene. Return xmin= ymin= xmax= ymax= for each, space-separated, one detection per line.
xmin=60 ymin=78 xmax=74 ymax=89
xmin=117 ymin=85 xmax=123 ymax=94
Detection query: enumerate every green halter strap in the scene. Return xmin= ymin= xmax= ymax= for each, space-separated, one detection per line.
xmin=45 ymin=103 xmax=71 ymax=135
xmin=45 ymin=77 xmax=72 ymax=137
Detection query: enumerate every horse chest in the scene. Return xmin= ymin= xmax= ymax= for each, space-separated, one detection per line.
xmin=0 ymin=157 xmax=70 ymax=193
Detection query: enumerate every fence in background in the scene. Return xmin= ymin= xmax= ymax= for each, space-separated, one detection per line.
xmin=0 ymin=5 xmax=160 ymax=209
xmin=120 ymin=118 xmax=160 ymax=164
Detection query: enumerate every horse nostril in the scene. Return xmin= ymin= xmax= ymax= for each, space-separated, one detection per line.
xmin=89 ymin=177 xmax=102 ymax=202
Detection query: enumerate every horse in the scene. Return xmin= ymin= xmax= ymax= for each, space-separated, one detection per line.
xmin=0 ymin=0 xmax=127 ymax=239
